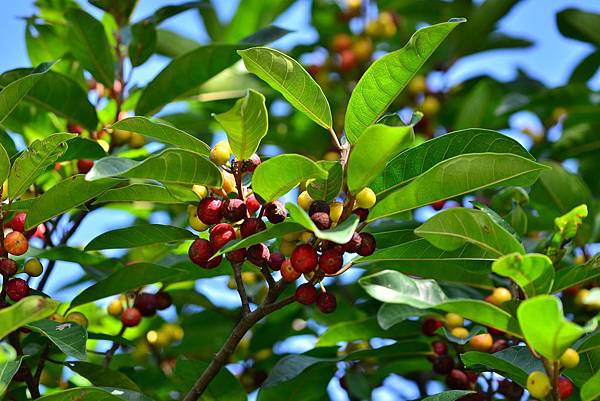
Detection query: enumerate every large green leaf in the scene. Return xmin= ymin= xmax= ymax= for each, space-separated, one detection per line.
xmin=65 ymin=9 xmax=115 ymax=86
xmin=0 ymin=143 xmax=9 ymax=185
xmin=136 ymin=44 xmax=247 ymax=115
xmin=86 ymin=149 xmax=222 ymax=187
xmin=58 ymin=137 xmax=107 ymax=162
xmin=112 ymin=116 xmax=210 ymax=155
xmin=552 ymin=254 xmax=600 ymax=292
xmin=252 ymin=154 xmax=328 ymax=202
xmin=214 ymin=221 xmax=303 ymax=257
xmin=377 ymin=303 xmax=429 ymax=330
xmin=286 ymin=202 xmax=359 ymax=244
xmin=37 ymin=387 xmax=152 ymax=401
xmin=414 ymin=208 xmax=525 ymax=256
xmin=371 ymin=128 xmax=534 ymax=197
xmin=85 ymin=224 xmax=196 ymax=251
xmin=344 ymin=20 xmax=464 ymax=143
xmin=25 ymin=176 xmax=119 ymax=230
xmin=214 ymin=89 xmax=268 ymax=160
xmin=238 ymin=47 xmax=332 ymax=129
xmin=307 ymin=161 xmax=343 ymax=202
xmin=557 ymin=8 xmax=600 ymax=46
xmin=129 ymin=21 xmax=156 ymax=67
xmin=0 ymin=357 xmax=23 ymax=397
xmin=27 ymin=319 xmax=87 ymax=360
xmin=0 ymin=296 xmax=58 ymax=339
xmin=71 ymin=263 xmax=186 ymax=307
xmin=65 ymin=361 xmax=140 ymax=391
xmin=492 ymin=253 xmax=554 ymax=297
xmin=347 ymin=124 xmax=414 ymax=194
xmin=581 ymin=369 xmax=600 ymax=401
xmin=0 ymin=62 xmax=52 ymax=125
xmin=94 ymin=184 xmax=182 ymax=204
xmin=8 ymin=133 xmax=76 ymax=199
xmin=517 ymin=295 xmax=585 ymax=360
xmin=369 ymin=153 xmax=547 ymax=221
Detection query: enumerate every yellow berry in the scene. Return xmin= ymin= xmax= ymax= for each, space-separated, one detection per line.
xmin=279 ymin=241 xmax=296 ymax=256
xmin=192 ymin=185 xmax=208 ymax=200
xmin=470 ymin=333 xmax=493 ymax=352
xmin=48 ymin=313 xmax=65 ymax=323
xmin=222 ymin=171 xmax=237 ymax=195
xmin=282 ymin=232 xmax=302 ymax=242
xmin=408 ymin=75 xmax=427 ymax=94
xmin=1 ymin=181 xmax=8 ymax=201
xmin=189 ymin=213 xmax=209 ymax=232
xmin=299 ymin=231 xmax=313 ymax=244
xmin=210 ymin=141 xmax=231 ymax=165
xmin=355 ymin=187 xmax=376 ymax=209
xmin=527 ymin=371 xmax=552 ymax=399
xmin=66 ymin=312 xmax=88 ymax=328
xmin=329 ymin=202 xmax=344 ymax=223
xmin=445 ymin=313 xmax=464 ymax=329
xmin=146 ymin=330 xmax=170 ymax=347
xmin=422 ymin=96 xmax=441 ymax=116
xmin=574 ymin=254 xmax=585 ymax=265
xmin=128 ymin=132 xmax=145 ymax=148
xmin=162 ymin=323 xmax=184 ymax=342
xmin=24 ymin=258 xmax=43 ymax=277
xmin=107 ymin=300 xmax=123 ymax=316
xmin=575 ymin=289 xmax=590 ymax=306
xmin=112 ymin=129 xmax=132 ymax=145
xmin=451 ymin=327 xmax=469 ymax=339
xmin=298 ymin=191 xmax=313 ymax=211
xmin=490 ymin=287 xmax=512 ymax=306
xmin=187 ymin=204 xmax=198 ymax=216
xmin=560 ymin=348 xmax=580 ymax=369
xmin=323 ymin=151 xmax=340 ymax=161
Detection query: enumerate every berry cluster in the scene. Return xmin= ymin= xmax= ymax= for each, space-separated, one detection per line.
xmin=107 ymin=290 xmax=173 ymax=328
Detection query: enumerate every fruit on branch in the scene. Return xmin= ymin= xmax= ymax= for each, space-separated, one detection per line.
xmin=422 ymin=317 xmax=443 ymax=336
xmin=291 ymin=244 xmax=318 ymax=274
xmin=111 ymin=128 xmax=132 ymax=145
xmin=240 ymin=218 xmax=266 ymax=238
xmin=574 ymin=288 xmax=590 ymax=306
xmin=77 ymin=159 xmax=94 ymax=174
xmin=223 ymin=198 xmax=247 ymax=222
xmin=311 ymin=212 xmax=331 ymax=230
xmin=422 ymin=96 xmax=441 ymax=116
xmin=316 ymin=291 xmax=337 ymax=313
xmin=267 ymin=252 xmax=285 ymax=271
xmin=469 ymin=333 xmax=493 ymax=352
xmin=280 ymin=259 xmax=301 ymax=282
xmin=355 ymin=187 xmax=376 ymax=209
xmin=8 ymin=212 xmax=27 ymax=233
xmin=4 ymin=231 xmax=29 ymax=256
xmin=189 ymin=212 xmax=209 ymax=232
xmin=299 ymin=231 xmax=314 ymax=244
xmin=6 ymin=278 xmax=30 ymax=301
xmin=408 ymin=75 xmax=427 ymax=94
xmin=121 ymin=307 xmax=142 ymax=327
xmin=338 ymin=49 xmax=357 ymax=73
xmin=221 ymin=171 xmax=237 ymax=195
xmin=227 ymin=248 xmax=247 ymax=264
xmin=343 ymin=232 xmax=362 ymax=253
xmin=329 ymin=202 xmax=344 ymax=223
xmin=446 ymin=369 xmax=469 ymax=390
xmin=247 ymin=243 xmax=270 ymax=267
xmin=357 ymin=232 xmax=376 ymax=256
xmin=490 ymin=339 xmax=508 ymax=353
xmin=445 ymin=313 xmax=464 ymax=329
xmin=332 ymin=33 xmax=353 ymax=53
xmin=298 ymin=191 xmax=313 ymax=211
xmin=265 ymin=201 xmax=287 ymax=223
xmin=155 ymin=291 xmax=172 ymax=310
xmin=352 ymin=37 xmax=373 ymax=62
xmin=242 ymin=154 xmax=261 ymax=173
xmin=66 ymin=312 xmax=89 ymax=328
xmin=558 ymin=377 xmax=573 ymax=400
xmin=108 ymin=299 xmax=123 ymax=316
xmin=134 ymin=293 xmax=157 ymax=317
xmin=279 ymin=240 xmax=296 ymax=257
xmin=0 ymin=257 xmax=18 ymax=276
xmin=498 ymin=379 xmax=524 ymax=401
xmin=295 ymin=283 xmax=317 ymax=305
xmin=309 ymin=200 xmax=330 ymax=216
xmin=559 ymin=348 xmax=579 ymax=369
xmin=526 ymin=371 xmax=552 ymax=398
xmin=431 ymin=200 xmax=446 ymax=211
xmin=197 ymin=197 xmax=224 ymax=225
xmin=488 ymin=287 xmax=512 ymax=306
xmin=430 ymin=341 xmax=447 ymax=356
xmin=432 ymin=355 xmax=454 ymax=374
xmin=319 ymin=249 xmax=343 ymax=274
xmin=451 ymin=327 xmax=469 ymax=338
xmin=246 ymin=194 xmax=261 ymax=214
xmin=210 ymin=141 xmax=232 ymax=166
xmin=128 ymin=132 xmax=145 ymax=149
xmin=24 ymin=258 xmax=43 ymax=277
xmin=210 ymin=223 xmax=236 ymax=249
xmin=188 ymin=238 xmax=221 ymax=268
xmin=192 ymin=185 xmax=208 ymax=200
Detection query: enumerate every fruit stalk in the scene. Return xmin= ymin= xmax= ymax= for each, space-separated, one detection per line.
xmin=103 ymin=324 xmax=127 ymax=368
xmin=232 ymin=262 xmax=251 ymax=316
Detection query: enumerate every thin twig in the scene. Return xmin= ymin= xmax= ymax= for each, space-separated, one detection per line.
xmin=260 ymin=266 xmax=276 ymax=289
xmin=232 ymin=262 xmax=251 ymax=315
xmin=33 ymin=341 xmax=52 ymax=389
xmin=9 ymin=332 xmax=40 ymax=398
xmin=328 ymin=127 xmax=343 ymax=151
xmin=103 ymin=325 xmax=126 ymax=368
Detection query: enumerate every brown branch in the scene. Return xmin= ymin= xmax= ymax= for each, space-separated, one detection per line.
xmin=33 ymin=341 xmax=52 ymax=389
xmin=8 ymin=332 xmax=40 ymax=398
xmin=103 ymin=325 xmax=126 ymax=368
xmin=260 ymin=266 xmax=276 ymax=289
xmin=232 ymin=262 xmax=250 ymax=316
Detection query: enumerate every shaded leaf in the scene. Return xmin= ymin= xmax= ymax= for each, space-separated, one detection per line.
xmin=27 ymin=320 xmax=87 ymax=360
xmin=65 ymin=361 xmax=140 ymax=391
xmin=286 ymin=202 xmax=359 ymax=244
xmin=0 ymin=296 xmax=58 ymax=339
xmin=307 ymin=161 xmax=343 ymax=202
xmin=0 ymin=62 xmax=52 ymax=125
xmin=492 ymin=253 xmax=554 ymax=297
xmin=94 ymin=184 xmax=182 ymax=204
xmin=85 ymin=224 xmax=196 ymax=251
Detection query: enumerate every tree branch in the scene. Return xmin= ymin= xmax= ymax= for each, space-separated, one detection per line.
xmin=103 ymin=325 xmax=126 ymax=368
xmin=33 ymin=341 xmax=52 ymax=389
xmin=8 ymin=332 xmax=40 ymax=398
xmin=232 ymin=262 xmax=250 ymax=316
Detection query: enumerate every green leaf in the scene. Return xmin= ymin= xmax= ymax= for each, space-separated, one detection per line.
xmin=421 ymin=391 xmax=475 ymax=401
xmin=238 ymin=47 xmax=332 ymax=129
xmin=26 ymin=320 xmax=87 ymax=360
xmin=492 ymin=253 xmax=554 ymax=297
xmin=65 ymin=361 xmax=140 ymax=391
xmin=0 ymin=357 xmax=23 ymax=397
xmin=345 ymin=20 xmax=464 ymax=143
xmin=415 ymin=208 xmax=525 ymax=256
xmin=0 ymin=68 xmax=98 ymax=131
xmin=517 ymin=295 xmax=585 ymax=360
xmin=37 ymin=387 xmax=152 ymax=401
xmin=155 ymin=29 xmax=200 ymax=58
xmin=0 ymin=296 xmax=59 ymax=339
xmin=36 ymin=246 xmax=109 ymax=267
xmin=112 ymin=116 xmax=210 ymax=155
xmin=286 ymin=202 xmax=360 ymax=244
xmin=94 ymin=184 xmax=182 ymax=204
xmin=65 ymin=9 xmax=115 ymax=86
xmin=214 ymin=89 xmax=268 ymax=160
xmin=58 ymin=137 xmax=107 ymax=162
xmin=581 ymin=369 xmax=600 ymax=401
xmin=0 ymin=143 xmax=9 ymax=185
xmin=442 ymin=325 xmax=487 ymax=345
xmin=557 ymin=8 xmax=600 ymax=46
xmin=86 ymin=149 xmax=222 ymax=187
xmin=252 ymin=154 xmax=328 ymax=202
xmin=129 ymin=21 xmax=157 ymax=67
xmin=369 ymin=153 xmax=547 ymax=221
xmin=552 ymin=254 xmax=600 ymax=293
xmin=347 ymin=124 xmax=414 ymax=194
xmin=0 ymin=62 xmax=52 ymax=125
xmin=316 ymin=318 xmax=421 ymax=347
xmin=377 ymin=304 xmax=429 ymax=330
xmin=85 ymin=224 xmax=196 ymax=251
xmin=214 ymin=221 xmax=303 ymax=257
xmin=371 ymin=128 xmax=534 ymax=198
xmin=136 ymin=44 xmax=247 ymax=115
xmin=71 ymin=263 xmax=186 ymax=307
xmin=307 ymin=161 xmax=343 ymax=202
xmin=258 ymin=364 xmax=335 ymax=401
xmin=8 ymin=133 xmax=76 ymax=199
xmin=25 ymin=176 xmax=118 ymax=230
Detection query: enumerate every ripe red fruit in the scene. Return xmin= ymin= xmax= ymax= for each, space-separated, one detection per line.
xmin=197 ymin=197 xmax=224 ymax=225
xmin=309 ymin=200 xmax=330 ymax=216
xmin=245 ymin=194 xmax=261 ymax=214
xmin=558 ymin=377 xmax=573 ymax=400
xmin=134 ymin=293 xmax=157 ymax=317
xmin=6 ymin=278 xmax=29 ymax=301
xmin=431 ymin=200 xmax=446 ymax=211
xmin=332 ymin=33 xmax=352 ymax=53
xmin=4 ymin=231 xmax=29 ymax=256
xmin=267 ymin=252 xmax=285 ymax=271
xmin=121 ymin=307 xmax=142 ymax=327
xmin=318 ymin=249 xmax=343 ymax=274
xmin=240 ymin=218 xmax=266 ymax=238
xmin=316 ymin=291 xmax=337 ymax=313
xmin=446 ymin=369 xmax=469 ymax=390
xmin=155 ymin=292 xmax=172 ymax=310
xmin=295 ymin=283 xmax=317 ymax=305
xmin=433 ymin=355 xmax=455 ymax=374
xmin=77 ymin=159 xmax=94 ymax=174
xmin=188 ymin=238 xmax=222 ymax=268
xmin=357 ymin=233 xmax=376 ymax=256
xmin=223 ymin=198 xmax=247 ymax=222
xmin=247 ymin=243 xmax=270 ymax=267
xmin=67 ymin=123 xmax=83 ymax=134
xmin=291 ymin=244 xmax=318 ymax=274
xmin=490 ymin=339 xmax=508 ymax=353
xmin=422 ymin=317 xmax=443 ymax=336
xmin=243 ymin=154 xmax=261 ymax=173
xmin=8 ymin=213 xmax=27 ymax=233
xmin=0 ymin=257 xmax=18 ymax=276
xmin=432 ymin=341 xmax=448 ymax=356
xmin=353 ymin=208 xmax=369 ymax=222
xmin=210 ymin=223 xmax=236 ymax=249
xmin=311 ymin=212 xmax=331 ymax=230
xmin=465 ymin=371 xmax=479 ymax=384
xmin=343 ymin=232 xmax=362 ymax=253
xmin=322 ymin=240 xmax=344 ymax=254
xmin=281 ymin=259 xmax=301 ymax=282
xmin=265 ymin=201 xmax=287 ymax=224
xmin=487 ymin=326 xmax=505 ymax=336
xmin=226 ymin=248 xmax=247 ymax=264
xmin=338 ymin=49 xmax=357 ymax=73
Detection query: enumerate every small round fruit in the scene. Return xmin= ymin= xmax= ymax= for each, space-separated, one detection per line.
xmin=357 ymin=232 xmax=376 ymax=256
xmin=223 ymin=198 xmax=247 ymax=222
xmin=221 ymin=171 xmax=237 ymax=195
xmin=329 ymin=202 xmax=344 ymax=223
xmin=197 ymin=197 xmax=224 ymax=225
xmin=280 ymin=259 xmax=301 ymax=282
xmin=408 ymin=75 xmax=427 ymax=94
xmin=210 ymin=141 xmax=231 ymax=165
xmin=247 ymin=243 xmax=270 ymax=267
xmin=189 ymin=213 xmax=210 ymax=232
xmin=242 ymin=154 xmax=261 ymax=173
xmin=128 ymin=132 xmax=145 ymax=148
xmin=446 ymin=369 xmax=469 ymax=390
xmin=432 ymin=341 xmax=448 ymax=356
xmin=24 ymin=258 xmax=43 ymax=277
xmin=295 ymin=283 xmax=318 ymax=305
xmin=246 ymin=194 xmax=261 ymax=214
xmin=48 ymin=313 xmax=65 ymax=323
xmin=6 ymin=278 xmax=29 ymax=301
xmin=291 ymin=244 xmax=318 ymax=274
xmin=332 ymin=33 xmax=352 ymax=52
xmin=121 ymin=307 xmax=142 ymax=327
xmin=560 ymin=348 xmax=580 ymax=369
xmin=490 ymin=339 xmax=508 ymax=353
xmin=431 ymin=200 xmax=446 ymax=211
xmin=316 ymin=292 xmax=337 ymax=313
xmin=498 ymin=379 xmax=524 ymax=400
xmin=240 ymin=218 xmax=266 ymax=238
xmin=192 ymin=185 xmax=208 ymax=200
xmin=353 ymin=208 xmax=369 ymax=222
xmin=433 ymin=355 xmax=454 ymax=374
xmin=77 ymin=159 xmax=94 ymax=174
xmin=338 ymin=49 xmax=357 ymax=73
xmin=227 ymin=248 xmax=247 ymax=264
xmin=189 ymin=238 xmax=214 ymax=265
xmin=279 ymin=241 xmax=296 ymax=257
xmin=9 ymin=213 xmax=27 ymax=233
xmin=352 ymin=37 xmax=373 ymax=61
xmin=210 ymin=223 xmax=236 ymax=249
xmin=112 ymin=128 xmax=132 ymax=145
xmin=558 ymin=377 xmax=573 ymax=400
xmin=108 ymin=300 xmax=123 ymax=316
xmin=0 ymin=257 xmax=18 ymax=276
xmin=470 ymin=333 xmax=493 ymax=352
xmin=155 ymin=292 xmax=172 ymax=310
xmin=297 ymin=191 xmax=313 ymax=211
xmin=422 ymin=317 xmax=443 ymax=336
xmin=4 ymin=231 xmax=29 ymax=256
xmin=355 ymin=187 xmax=376 ymax=209
xmin=445 ymin=313 xmax=464 ymax=329
xmin=343 ymin=232 xmax=362 ymax=253
xmin=309 ymin=200 xmax=330 ymax=216
xmin=422 ymin=96 xmax=440 ymax=116
xmin=319 ymin=249 xmax=343 ymax=274
xmin=65 ymin=312 xmax=88 ymax=328
xmin=134 ymin=293 xmax=157 ymax=317
xmin=267 ymin=252 xmax=285 ymax=271
xmin=311 ymin=212 xmax=331 ymax=230
xmin=451 ymin=327 xmax=469 ymax=339
xmin=575 ymin=289 xmax=590 ymax=306
xmin=527 ymin=371 xmax=552 ymax=399
xmin=265 ymin=201 xmax=287 ymax=224
xmin=489 ymin=287 xmax=512 ymax=306
xmin=299 ymin=231 xmax=313 ymax=244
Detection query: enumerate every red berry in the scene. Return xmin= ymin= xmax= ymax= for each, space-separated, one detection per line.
xmin=433 ymin=355 xmax=454 ymax=374
xmin=291 ymin=244 xmax=318 ymax=274
xmin=243 ymin=154 xmax=261 ymax=173
xmin=4 ymin=231 xmax=29 ymax=256
xmin=155 ymin=292 xmax=172 ymax=310
xmin=267 ymin=252 xmax=285 ymax=271
xmin=9 ymin=213 xmax=27 ymax=233
xmin=134 ymin=293 xmax=157 ymax=317
xmin=309 ymin=201 xmax=330 ymax=216
xmin=67 ymin=123 xmax=83 ymax=134
xmin=295 ymin=283 xmax=317 ymax=305
xmin=353 ymin=208 xmax=369 ymax=222
xmin=446 ymin=369 xmax=469 ymax=390
xmin=357 ymin=232 xmax=376 ymax=256
xmin=321 ymin=240 xmax=344 ymax=254
xmin=121 ymin=307 xmax=142 ymax=327
xmin=6 ymin=278 xmax=29 ymax=301
xmin=311 ymin=212 xmax=331 ymax=230
xmin=240 ymin=218 xmax=266 ymax=238
xmin=343 ymin=232 xmax=362 ymax=253
xmin=432 ymin=341 xmax=448 ymax=356
xmin=318 ymin=249 xmax=343 ymax=274
xmin=490 ymin=339 xmax=508 ymax=353
xmin=223 ymin=198 xmax=247 ymax=222
xmin=558 ymin=377 xmax=573 ymax=400
xmin=422 ymin=317 xmax=443 ymax=336
xmin=210 ymin=223 xmax=236 ymax=249
xmin=197 ymin=197 xmax=224 ymax=225
xmin=247 ymin=243 xmax=270 ymax=267
xmin=226 ymin=248 xmax=247 ymax=264
xmin=487 ymin=326 xmax=505 ymax=336
xmin=0 ymin=257 xmax=18 ymax=276
xmin=77 ymin=159 xmax=94 ymax=174
xmin=246 ymin=195 xmax=261 ymax=214
xmin=316 ymin=291 xmax=337 ymax=313
xmin=265 ymin=201 xmax=287 ymax=224
xmin=465 ymin=371 xmax=479 ymax=384
xmin=338 ymin=49 xmax=357 ymax=73
xmin=281 ymin=259 xmax=301 ymax=282
xmin=431 ymin=200 xmax=446 ymax=211
xmin=498 ymin=379 xmax=523 ymax=400
xmin=188 ymin=238 xmax=221 ymax=268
